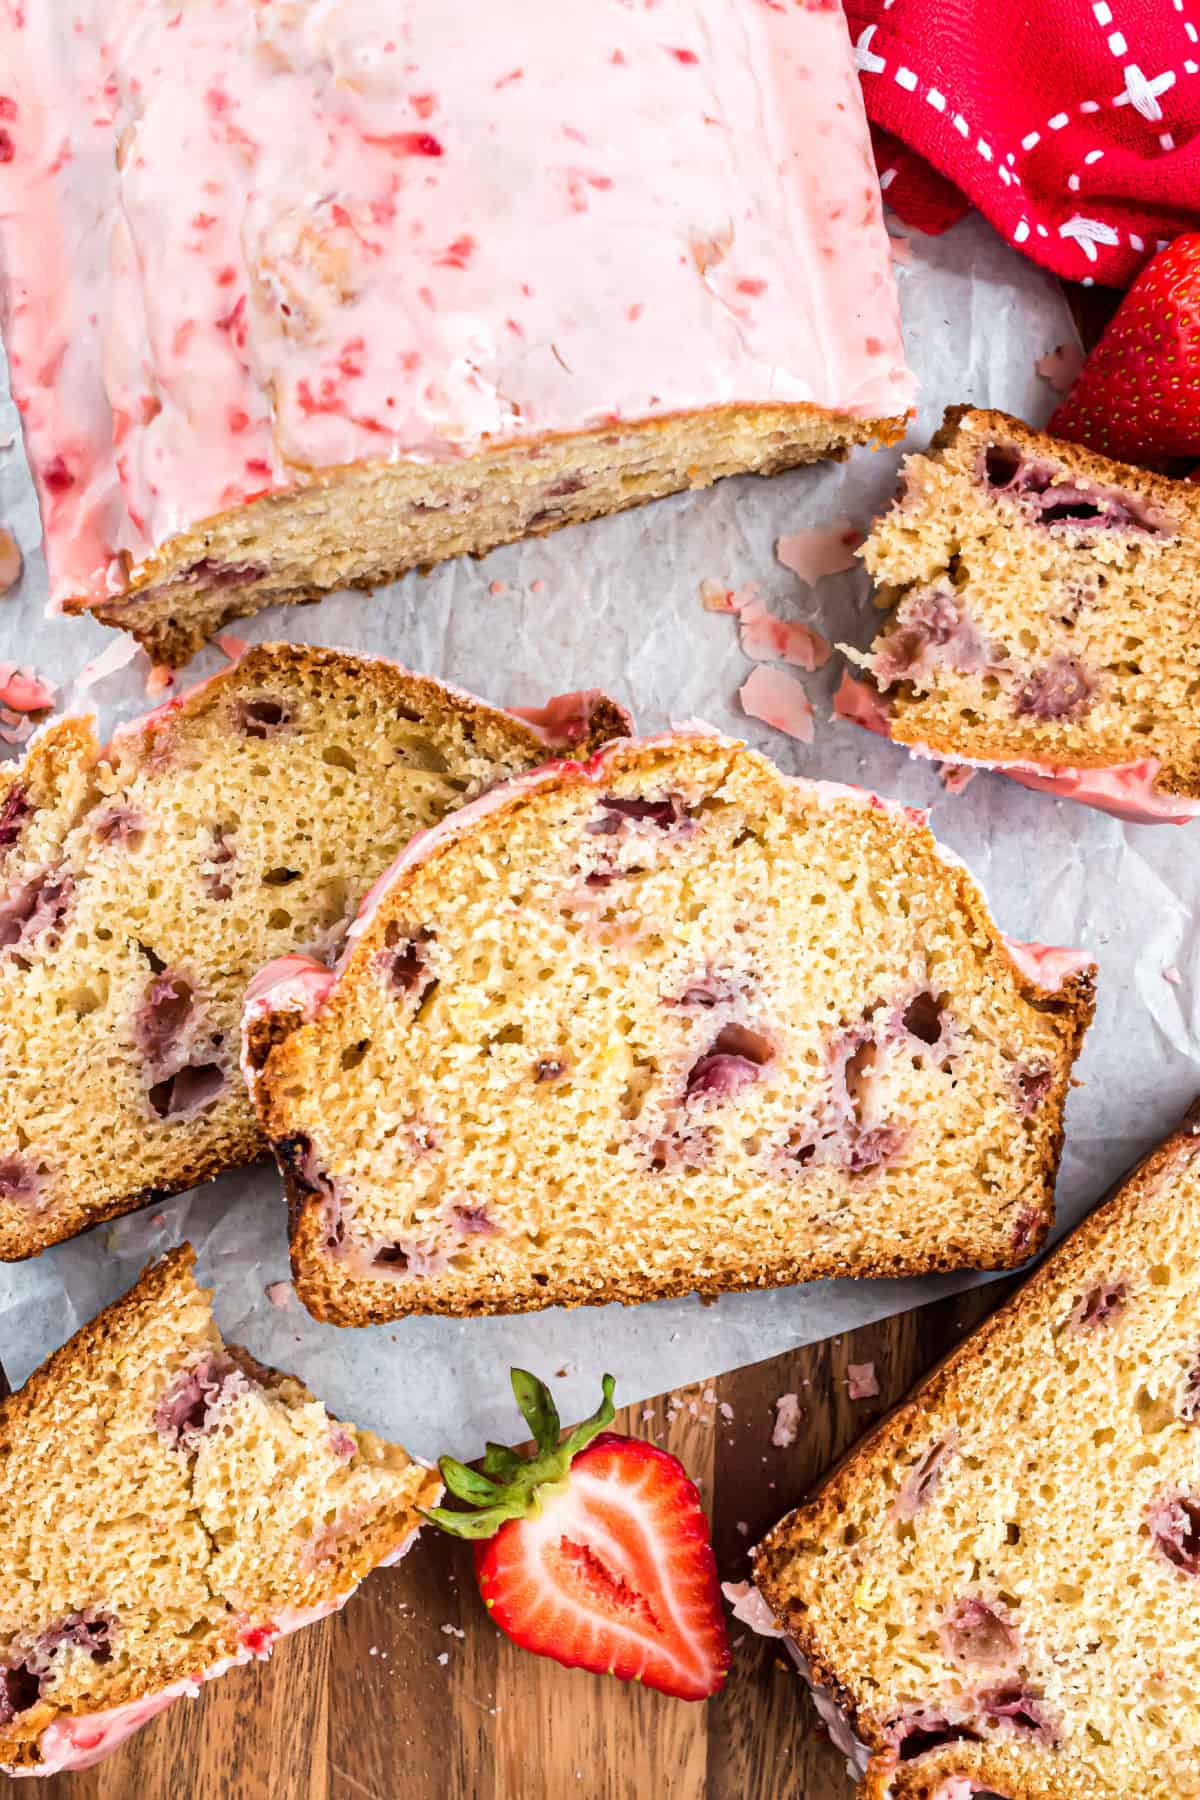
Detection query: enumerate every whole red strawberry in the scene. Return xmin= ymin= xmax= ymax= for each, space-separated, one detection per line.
xmin=1050 ymin=234 xmax=1200 ymax=464
xmin=426 ymin=1371 xmax=730 ymax=1701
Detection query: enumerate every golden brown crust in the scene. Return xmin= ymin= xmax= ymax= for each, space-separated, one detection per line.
xmin=70 ymin=404 xmax=908 ymax=665
xmin=755 ymin=1100 xmax=1200 ymax=1800
xmin=251 ymin=737 xmax=1094 ymax=1326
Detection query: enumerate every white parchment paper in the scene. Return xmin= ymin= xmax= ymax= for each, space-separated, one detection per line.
xmin=1 ymin=213 xmax=1196 ymax=1459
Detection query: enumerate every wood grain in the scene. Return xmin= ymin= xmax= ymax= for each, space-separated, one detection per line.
xmin=20 ymin=1276 xmax=1017 ymax=1800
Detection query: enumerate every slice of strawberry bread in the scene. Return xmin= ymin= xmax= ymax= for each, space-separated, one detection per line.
xmin=0 ymin=643 xmax=628 ymax=1259
xmin=754 ymin=1101 xmax=1200 ymax=1800
xmin=244 ymin=734 xmax=1096 ymax=1326
xmin=843 ymin=406 xmax=1200 ymax=824
xmin=0 ymin=1244 xmax=440 ymax=1776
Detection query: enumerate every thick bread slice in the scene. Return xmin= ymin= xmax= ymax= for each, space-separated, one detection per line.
xmin=755 ymin=1102 xmax=1200 ymax=1800
xmin=0 ymin=643 xmax=627 ymax=1258
xmin=849 ymin=406 xmax=1200 ymax=819
xmin=0 ymin=1244 xmax=440 ymax=1776
xmin=246 ymin=734 xmax=1095 ymax=1326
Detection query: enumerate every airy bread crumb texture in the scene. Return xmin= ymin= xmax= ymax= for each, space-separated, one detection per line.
xmin=0 ymin=643 xmax=625 ymax=1260
xmin=253 ymin=738 xmax=1093 ymax=1326
xmin=756 ymin=1106 xmax=1200 ymax=1800
xmin=76 ymin=404 xmax=900 ymax=666
xmin=858 ymin=407 xmax=1200 ymax=795
xmin=0 ymin=1245 xmax=439 ymax=1773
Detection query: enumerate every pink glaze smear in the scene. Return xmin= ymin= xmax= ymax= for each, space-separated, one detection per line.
xmin=0 ymin=0 xmax=913 ymax=612
xmin=833 ymin=671 xmax=1200 ymax=827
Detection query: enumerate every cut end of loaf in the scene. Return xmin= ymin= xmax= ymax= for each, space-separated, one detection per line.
xmin=755 ymin=1101 xmax=1200 ymax=1800
xmin=856 ymin=406 xmax=1200 ymax=802
xmin=76 ymin=405 xmax=905 ymax=664
xmin=0 ymin=1244 xmax=439 ymax=1774
xmin=0 ymin=643 xmax=628 ymax=1260
xmin=248 ymin=734 xmax=1094 ymax=1328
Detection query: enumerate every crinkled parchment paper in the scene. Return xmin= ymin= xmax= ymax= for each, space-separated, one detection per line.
xmin=0 ymin=214 xmax=1195 ymax=1459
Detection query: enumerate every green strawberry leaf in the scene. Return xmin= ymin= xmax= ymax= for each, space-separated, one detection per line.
xmin=482 ymin=1441 xmax=524 ymax=1481
xmin=559 ymin=1373 xmax=616 ymax=1461
xmin=423 ymin=1371 xmax=618 ymax=1540
xmin=438 ymin=1457 xmax=507 ymax=1506
xmin=511 ymin=1368 xmax=561 ymax=1454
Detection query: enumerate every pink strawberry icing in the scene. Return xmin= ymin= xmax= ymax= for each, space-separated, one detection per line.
xmin=0 ymin=0 xmax=912 ymax=614
xmin=834 ymin=671 xmax=1200 ymax=826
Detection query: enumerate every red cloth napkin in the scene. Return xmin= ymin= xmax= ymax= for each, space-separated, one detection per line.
xmin=846 ymin=0 xmax=1200 ymax=287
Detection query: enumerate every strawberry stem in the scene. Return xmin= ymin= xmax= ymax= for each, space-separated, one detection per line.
xmin=424 ymin=1370 xmax=616 ymax=1541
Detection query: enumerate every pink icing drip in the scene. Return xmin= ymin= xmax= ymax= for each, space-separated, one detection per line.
xmin=0 ymin=0 xmax=912 ymax=610
xmin=507 ymin=690 xmax=631 ymax=749
xmin=999 ymin=760 xmax=1200 ymax=826
xmin=1001 ymin=935 xmax=1094 ymax=992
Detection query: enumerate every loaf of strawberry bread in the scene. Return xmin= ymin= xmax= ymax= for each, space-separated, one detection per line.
xmin=0 ymin=0 xmax=913 ymax=662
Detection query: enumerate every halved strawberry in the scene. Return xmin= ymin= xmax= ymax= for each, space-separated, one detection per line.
xmin=426 ymin=1371 xmax=730 ymax=1701
xmin=1050 ymin=233 xmax=1200 ymax=464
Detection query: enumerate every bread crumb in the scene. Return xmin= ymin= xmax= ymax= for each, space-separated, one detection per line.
xmin=736 ymin=1520 xmax=750 ymax=1536
xmin=847 ymin=1361 xmax=879 ymax=1400
xmin=1164 ymin=966 xmax=1182 ymax=985
xmin=441 ymin=1624 xmax=466 ymax=1638
xmin=771 ymin=1392 xmax=802 ymax=1449
xmin=265 ymin=1280 xmax=293 ymax=1310
xmin=437 ymin=1651 xmax=450 ymax=1666
xmin=719 ymin=1400 xmax=734 ymax=1422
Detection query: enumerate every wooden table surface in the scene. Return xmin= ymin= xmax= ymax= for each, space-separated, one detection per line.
xmin=13 ymin=1275 xmax=1019 ymax=1800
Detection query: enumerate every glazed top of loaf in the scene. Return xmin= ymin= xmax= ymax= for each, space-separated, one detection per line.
xmin=0 ymin=0 xmax=914 ymax=609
